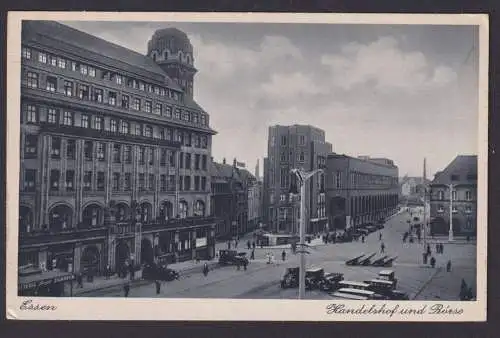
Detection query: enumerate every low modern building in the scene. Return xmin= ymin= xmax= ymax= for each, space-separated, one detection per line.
xmin=18 ymin=21 xmax=217 ymax=281
xmin=325 ymin=154 xmax=399 ymax=230
xmin=429 ymin=155 xmax=477 ymax=236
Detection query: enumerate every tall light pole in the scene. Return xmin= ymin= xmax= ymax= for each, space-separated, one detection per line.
xmin=449 ymin=183 xmax=454 ymax=241
xmin=291 ymin=168 xmax=323 ymax=299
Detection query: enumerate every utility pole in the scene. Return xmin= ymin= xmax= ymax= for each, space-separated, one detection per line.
xmin=423 ymin=158 xmax=427 ymax=248
xmin=291 ymin=168 xmax=323 ymax=300
xmin=449 ymin=183 xmax=454 ymax=241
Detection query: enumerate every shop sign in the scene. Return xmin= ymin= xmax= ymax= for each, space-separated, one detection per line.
xmin=195 ymin=237 xmax=207 ymax=248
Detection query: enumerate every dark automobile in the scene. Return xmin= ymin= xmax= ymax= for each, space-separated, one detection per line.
xmin=319 ymin=272 xmax=344 ymax=291
xmin=389 ymin=290 xmax=410 ymax=300
xmin=305 ymin=267 xmax=325 ymax=290
xmin=280 ymin=267 xmax=299 ymax=288
xmin=142 ymin=263 xmax=179 ymax=281
xmin=218 ymin=250 xmax=249 ymax=266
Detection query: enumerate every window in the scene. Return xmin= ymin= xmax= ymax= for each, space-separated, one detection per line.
xmin=47 ymin=108 xmax=58 ymax=124
xmin=452 ymin=205 xmax=457 ymax=213
xmin=63 ymin=111 xmax=73 ymax=126
xmin=27 ymin=72 xmax=38 ymax=88
xmin=66 ymin=140 xmax=76 ymax=159
xmin=48 ymin=55 xmax=57 ymax=66
xmin=280 ymin=152 xmax=287 ymax=162
xmin=124 ymin=173 xmax=131 ymax=191
xmin=110 ymin=119 xmax=118 ymax=133
xmin=71 ymin=62 xmax=77 ymax=71
xmin=160 ymin=149 xmax=167 ymax=166
xmin=113 ymin=144 xmax=121 ymax=163
xmin=51 ymin=137 xmax=61 ymax=158
xmin=437 ymin=205 xmax=444 ymax=213
xmin=465 ymin=190 xmax=472 ymax=201
xmin=108 ymin=91 xmax=117 ymax=105
xmin=465 ymin=205 xmax=472 ymax=214
xmin=26 ymin=105 xmax=38 ymax=123
xmin=65 ymin=170 xmax=75 ymax=191
xmin=139 ymin=147 xmax=145 ymax=164
xmin=84 ymin=141 xmax=93 ymax=161
xmin=184 ymin=132 xmax=192 ymax=147
xmin=298 ymin=151 xmax=305 ymax=162
xmin=148 ymin=147 xmax=154 ymax=165
xmin=78 ymin=84 xmax=89 ymax=100
xmin=185 ymin=153 xmax=191 ymax=169
xmin=139 ymin=82 xmax=145 ymax=91
xmin=194 ymin=176 xmax=200 ymax=190
xmin=145 ymin=100 xmax=152 ymax=113
xmin=96 ymin=142 xmax=106 ymax=161
xmin=154 ymin=103 xmax=162 ymax=115
xmin=112 ymin=173 xmax=120 ymax=191
xmin=200 ymin=115 xmax=206 ymax=125
xmin=452 ymin=190 xmax=457 ymax=201
xmin=201 ymin=136 xmax=208 ymax=149
xmin=160 ymin=175 xmax=167 ymax=191
xmin=169 ymin=151 xmax=176 ymax=167
xmin=184 ymin=176 xmax=191 ymax=191
xmin=437 ymin=190 xmax=444 ymax=201
xmin=121 ymin=95 xmax=129 ymax=109
xmin=160 ymin=88 xmax=165 ymax=96
xmin=169 ymin=175 xmax=176 ymax=190
xmin=147 ymin=84 xmax=153 ymax=93
xmin=176 ymin=130 xmax=183 ymax=143
xmin=81 ymin=114 xmax=89 ymax=128
xmin=154 ymin=87 xmax=160 ymax=95
xmin=64 ymin=80 xmax=73 ymax=96
xmin=281 ymin=135 xmax=287 ymax=145
xmin=202 ymin=155 xmax=207 ymax=171
xmin=22 ymin=47 xmax=31 ymax=59
xmin=280 ymin=167 xmax=289 ymax=188
xmin=144 ymin=125 xmax=153 ymax=138
xmin=80 ymin=65 xmax=88 ymax=75
xmin=138 ymin=174 xmax=145 ymax=191
xmin=183 ymin=112 xmax=190 ymax=121
xmin=179 ymin=152 xmax=184 ymax=169
xmin=97 ymin=172 xmax=105 ymax=191
xmin=135 ymin=124 xmax=142 ymax=136
xmin=194 ymin=135 xmax=201 ymax=148
xmin=195 ymin=154 xmax=200 ymax=170
xmin=280 ymin=194 xmax=286 ymax=202
xmin=50 ymin=170 xmax=60 ymax=191
xmin=121 ymin=121 xmax=129 ymax=134
xmin=299 ymin=135 xmax=305 ymax=145
xmin=124 ymin=145 xmax=132 ymax=163
xmin=24 ymin=135 xmax=37 ymax=158
xmin=165 ymin=106 xmax=172 ymax=117
xmin=89 ymin=67 xmax=96 ymax=77
xmin=46 ymin=76 xmax=57 ymax=92
xmin=94 ymin=116 xmax=103 ymax=130
xmin=24 ymin=169 xmax=36 ymax=192
xmin=174 ymin=108 xmax=181 ymax=119
xmin=193 ymin=114 xmax=199 ymax=124
xmin=336 ymin=171 xmax=342 ymax=189
xmin=132 ymin=98 xmax=140 ymax=110
xmin=115 ymin=75 xmax=123 ymax=85
xmin=38 ymin=52 xmax=47 ymax=63
xmin=83 ymin=171 xmax=92 ymax=190
xmin=57 ymin=57 xmax=66 ymax=69
xmin=94 ymin=88 xmax=103 ymax=102
xmin=165 ymin=128 xmax=172 ymax=141
xmin=178 ymin=201 xmax=188 ymax=218
xmin=149 ymin=174 xmax=155 ymax=190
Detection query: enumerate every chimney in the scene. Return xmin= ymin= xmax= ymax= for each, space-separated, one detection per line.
xmin=222 ymin=158 xmax=226 ymax=164
xmin=233 ymin=158 xmax=237 ymax=167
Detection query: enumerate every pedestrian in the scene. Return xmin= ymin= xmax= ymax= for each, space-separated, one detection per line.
xmin=203 ymin=263 xmax=209 ymax=276
xmin=435 ymin=243 xmax=440 ymax=254
xmin=361 ymin=235 xmax=365 ymax=243
xmin=271 ymin=253 xmax=275 ymax=265
xmin=235 ymin=240 xmax=238 ymax=248
xmin=105 ymin=264 xmax=111 ymax=279
xmin=123 ymin=281 xmax=130 ymax=297
xmin=76 ymin=272 xmax=83 ymax=288
xmin=441 ymin=243 xmax=445 ymax=254
xmin=446 ymin=260 xmax=452 ymax=272
xmin=426 ymin=244 xmax=431 ymax=256
xmin=250 ymin=249 xmax=255 ymax=260
xmin=247 ymin=240 xmax=251 ymax=250
xmin=155 ymin=280 xmax=161 ymax=295
xmin=380 ymin=242 xmax=385 ymax=254
xmin=243 ymin=260 xmax=247 ymax=271
xmin=266 ymin=253 xmax=271 ymax=264
xmin=252 ymin=241 xmax=256 ymax=250
xmin=282 ymin=250 xmax=286 ymax=261
xmin=430 ymin=256 xmax=436 ymax=268
xmin=379 ymin=232 xmax=382 ymax=241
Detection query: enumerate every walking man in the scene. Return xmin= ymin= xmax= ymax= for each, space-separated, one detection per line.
xmin=252 ymin=241 xmax=256 ymax=250
xmin=203 ymin=263 xmax=209 ymax=277
xmin=282 ymin=250 xmax=286 ymax=262
xmin=250 ymin=249 xmax=255 ymax=260
xmin=247 ymin=240 xmax=251 ymax=250
xmin=155 ymin=280 xmax=161 ymax=295
xmin=123 ymin=281 xmax=130 ymax=297
xmin=379 ymin=232 xmax=383 ymax=241
xmin=380 ymin=242 xmax=385 ymax=254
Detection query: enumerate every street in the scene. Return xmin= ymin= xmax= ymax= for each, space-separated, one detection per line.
xmin=84 ymin=209 xmax=476 ymax=300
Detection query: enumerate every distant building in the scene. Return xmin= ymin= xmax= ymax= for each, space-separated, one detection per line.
xmin=429 ymin=155 xmax=477 ymax=236
xmin=326 ymin=154 xmax=399 ymax=230
xmin=248 ymin=160 xmax=263 ymax=231
xmin=263 ymin=125 xmax=331 ymax=234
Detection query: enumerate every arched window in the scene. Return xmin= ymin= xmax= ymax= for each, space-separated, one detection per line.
xmin=194 ymin=200 xmax=205 ymax=217
xmin=178 ymin=201 xmax=188 ymax=219
xmin=438 ymin=190 xmax=444 ymax=201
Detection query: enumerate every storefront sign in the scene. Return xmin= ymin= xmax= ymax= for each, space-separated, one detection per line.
xmin=19 ymin=273 xmax=75 ymax=291
xmin=195 ymin=237 xmax=207 ymax=248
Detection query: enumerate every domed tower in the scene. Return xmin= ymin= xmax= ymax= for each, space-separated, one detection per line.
xmin=147 ymin=28 xmax=197 ymax=97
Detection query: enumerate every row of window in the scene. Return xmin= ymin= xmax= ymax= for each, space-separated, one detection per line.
xmin=348 ymin=172 xmax=398 ymax=188
xmin=435 ymin=190 xmax=473 ymax=201
xmin=23 ymin=169 xmax=208 ymax=192
xmin=436 ymin=204 xmax=474 ymax=214
xmin=22 ymin=46 xmax=187 ymax=103
xmin=24 ymin=104 xmax=209 ymax=148
xmin=270 ymin=134 xmax=307 ymax=147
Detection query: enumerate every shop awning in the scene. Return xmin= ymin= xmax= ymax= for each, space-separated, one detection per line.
xmin=18 ymin=270 xmax=75 ymax=291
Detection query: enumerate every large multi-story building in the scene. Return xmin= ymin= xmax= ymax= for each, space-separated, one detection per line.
xmin=248 ymin=160 xmax=263 ymax=232
xmin=210 ymin=158 xmax=254 ymax=239
xmin=429 ymin=155 xmax=477 ymax=236
xmin=18 ymin=20 xmax=218 ymax=279
xmin=263 ymin=125 xmax=332 ymax=234
xmin=325 ymin=154 xmax=399 ymax=230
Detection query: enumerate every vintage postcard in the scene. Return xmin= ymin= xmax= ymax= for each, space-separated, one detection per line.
xmin=5 ymin=12 xmax=488 ymax=321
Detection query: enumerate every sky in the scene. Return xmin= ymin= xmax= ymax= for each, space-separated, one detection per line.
xmin=63 ymin=21 xmax=480 ymax=178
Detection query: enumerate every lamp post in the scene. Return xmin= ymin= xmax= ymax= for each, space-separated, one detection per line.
xmin=291 ymin=168 xmax=323 ymax=300
xmin=449 ymin=183 xmax=454 ymax=241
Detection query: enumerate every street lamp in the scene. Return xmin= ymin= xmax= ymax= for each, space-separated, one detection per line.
xmin=449 ymin=183 xmax=454 ymax=242
xmin=290 ymin=168 xmax=323 ymax=300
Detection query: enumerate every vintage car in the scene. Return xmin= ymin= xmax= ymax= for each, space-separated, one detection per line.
xmin=334 ymin=288 xmax=387 ymax=300
xmin=338 ymin=280 xmax=371 ymax=291
xmin=218 ymin=250 xmax=249 ymax=266
xmin=389 ymin=290 xmax=410 ymax=300
xmin=142 ymin=263 xmax=179 ymax=281
xmin=305 ymin=267 xmax=325 ymax=290
xmin=378 ymin=270 xmax=398 ymax=287
xmin=280 ymin=267 xmax=300 ymax=288
xmin=319 ymin=272 xmax=344 ymax=291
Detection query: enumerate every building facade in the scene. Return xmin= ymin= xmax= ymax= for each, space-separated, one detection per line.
xmin=263 ymin=125 xmax=332 ymax=234
xmin=18 ymin=21 xmax=217 ymax=277
xmin=210 ymin=158 xmax=253 ymax=239
xmin=247 ymin=161 xmax=263 ymax=232
xmin=325 ymin=154 xmax=399 ymax=230
xmin=429 ymin=155 xmax=477 ymax=236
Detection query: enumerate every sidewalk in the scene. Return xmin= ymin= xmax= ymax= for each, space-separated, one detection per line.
xmin=73 ymin=259 xmax=219 ymax=296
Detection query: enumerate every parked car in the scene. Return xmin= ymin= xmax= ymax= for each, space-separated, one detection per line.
xmin=305 ymin=267 xmax=325 ymax=290
xmin=319 ymin=272 xmax=344 ymax=291
xmin=218 ymin=250 xmax=249 ymax=266
xmin=280 ymin=267 xmax=299 ymax=288
xmin=142 ymin=263 xmax=179 ymax=281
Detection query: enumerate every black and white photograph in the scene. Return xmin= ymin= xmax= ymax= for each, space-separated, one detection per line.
xmin=6 ymin=12 xmax=488 ymax=321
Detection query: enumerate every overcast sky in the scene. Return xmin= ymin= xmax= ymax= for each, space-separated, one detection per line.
xmin=63 ymin=21 xmax=479 ymax=178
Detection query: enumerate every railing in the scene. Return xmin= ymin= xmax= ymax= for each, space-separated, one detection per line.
xmin=19 ymin=227 xmax=108 ymax=247
xmin=142 ymin=216 xmax=217 ymax=231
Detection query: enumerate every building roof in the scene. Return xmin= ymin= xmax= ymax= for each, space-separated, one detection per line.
xmin=328 ymin=153 xmax=398 ymax=169
xmin=431 ymin=155 xmax=477 ymax=186
xmin=23 ymin=21 xmax=183 ymax=91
